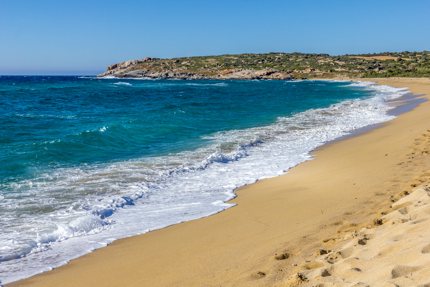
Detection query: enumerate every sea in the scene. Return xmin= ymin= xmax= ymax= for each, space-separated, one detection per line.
xmin=0 ymin=76 xmax=409 ymax=284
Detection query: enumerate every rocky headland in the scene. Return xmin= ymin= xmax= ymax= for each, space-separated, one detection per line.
xmin=98 ymin=51 xmax=430 ymax=80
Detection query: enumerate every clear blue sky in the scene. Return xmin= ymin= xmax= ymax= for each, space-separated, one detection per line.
xmin=1 ymin=0 xmax=429 ymax=75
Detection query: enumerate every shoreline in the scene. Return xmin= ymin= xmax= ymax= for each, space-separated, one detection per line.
xmin=1 ymin=79 xmax=398 ymax=284
xmin=8 ymin=77 xmax=430 ymax=287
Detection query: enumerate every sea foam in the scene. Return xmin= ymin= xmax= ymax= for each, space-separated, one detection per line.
xmin=113 ymin=81 xmax=132 ymax=86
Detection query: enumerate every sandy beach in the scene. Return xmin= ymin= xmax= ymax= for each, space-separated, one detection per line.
xmin=8 ymin=78 xmax=430 ymax=287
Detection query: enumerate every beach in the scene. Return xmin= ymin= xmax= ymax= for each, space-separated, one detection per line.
xmin=8 ymin=77 xmax=430 ymax=287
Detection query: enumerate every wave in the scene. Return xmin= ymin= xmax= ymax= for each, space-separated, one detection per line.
xmin=0 ymin=82 xmax=410 ymax=283
xmin=77 ymin=76 xmax=97 ymax=79
xmin=185 ymin=82 xmax=228 ymax=87
xmin=113 ymin=82 xmax=132 ymax=86
xmin=98 ymin=75 xmax=116 ymax=79
xmin=14 ymin=113 xmax=76 ymax=119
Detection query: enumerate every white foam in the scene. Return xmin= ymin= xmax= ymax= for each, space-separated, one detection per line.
xmin=77 ymin=76 xmax=97 ymax=79
xmin=185 ymin=82 xmax=228 ymax=87
xmin=0 ymin=81 xmax=410 ymax=283
xmin=113 ymin=81 xmax=132 ymax=86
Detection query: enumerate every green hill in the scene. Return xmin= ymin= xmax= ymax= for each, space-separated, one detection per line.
xmin=99 ymin=51 xmax=430 ymax=79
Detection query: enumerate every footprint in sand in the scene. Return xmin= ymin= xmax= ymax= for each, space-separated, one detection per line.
xmin=274 ymin=252 xmax=290 ymax=260
xmin=339 ymin=246 xmax=354 ymax=258
xmin=398 ymin=207 xmax=409 ymax=215
xmin=357 ymin=234 xmax=372 ymax=246
xmin=391 ymin=265 xmax=420 ymax=279
xmin=303 ymin=261 xmax=324 ymax=270
xmin=253 ymin=271 xmax=266 ymax=279
xmin=321 ymin=269 xmax=331 ymax=277
xmin=325 ymin=252 xmax=341 ymax=264
xmin=319 ymin=249 xmax=331 ymax=255
xmin=373 ymin=218 xmax=384 ymax=226
xmin=412 ymin=218 xmax=428 ymax=224
xmin=421 ymin=243 xmax=430 ymax=254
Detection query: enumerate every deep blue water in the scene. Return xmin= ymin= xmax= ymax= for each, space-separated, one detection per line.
xmin=0 ymin=76 xmax=371 ymax=184
xmin=0 ymin=76 xmax=407 ymax=283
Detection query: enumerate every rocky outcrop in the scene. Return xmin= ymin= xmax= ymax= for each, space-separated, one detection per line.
xmin=217 ymin=69 xmax=293 ymax=80
xmin=99 ymin=57 xmax=160 ymax=78
xmin=99 ymin=64 xmax=294 ymax=80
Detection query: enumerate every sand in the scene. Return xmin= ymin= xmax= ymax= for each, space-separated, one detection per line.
xmin=8 ymin=78 xmax=430 ymax=287
xmin=301 ymin=184 xmax=430 ymax=286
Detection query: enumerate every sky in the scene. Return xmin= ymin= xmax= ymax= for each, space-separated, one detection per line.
xmin=0 ymin=0 xmax=429 ymax=75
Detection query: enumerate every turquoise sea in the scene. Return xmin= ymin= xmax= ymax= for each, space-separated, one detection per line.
xmin=0 ymin=76 xmax=408 ymax=283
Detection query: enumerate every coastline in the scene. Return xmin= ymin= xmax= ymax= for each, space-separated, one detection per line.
xmin=8 ymin=77 xmax=430 ymax=286
xmin=96 ymin=52 xmax=430 ymax=79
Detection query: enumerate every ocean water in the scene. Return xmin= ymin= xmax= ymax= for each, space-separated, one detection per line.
xmin=0 ymin=76 xmax=409 ymax=284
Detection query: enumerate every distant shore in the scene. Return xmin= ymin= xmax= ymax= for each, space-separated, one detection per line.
xmin=98 ymin=52 xmax=430 ymax=80
xmin=9 ymin=78 xmax=430 ymax=287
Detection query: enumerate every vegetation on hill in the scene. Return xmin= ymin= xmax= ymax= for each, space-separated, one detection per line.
xmin=99 ymin=51 xmax=430 ymax=79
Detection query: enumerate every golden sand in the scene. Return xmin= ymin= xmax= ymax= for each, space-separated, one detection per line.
xmin=10 ymin=78 xmax=430 ymax=287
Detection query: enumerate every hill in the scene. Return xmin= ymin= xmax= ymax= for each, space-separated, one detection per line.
xmin=99 ymin=51 xmax=430 ymax=80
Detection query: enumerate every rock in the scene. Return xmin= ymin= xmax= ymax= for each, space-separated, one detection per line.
xmin=142 ymin=57 xmax=157 ymax=62
xmin=107 ymin=63 xmax=118 ymax=71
